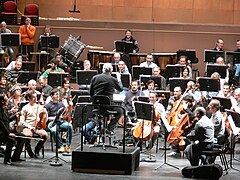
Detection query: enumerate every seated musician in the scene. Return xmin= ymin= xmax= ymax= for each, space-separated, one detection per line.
xmin=5 ymin=53 xmax=23 ymax=71
xmin=217 ymin=83 xmax=233 ymax=98
xmin=0 ymin=75 xmax=10 ymax=96
xmin=112 ymin=52 xmax=121 ymax=64
xmin=177 ymin=55 xmax=192 ymax=79
xmin=6 ymin=60 xmax=22 ymax=85
xmin=0 ymin=21 xmax=14 ymax=62
xmin=118 ymin=60 xmax=129 ymax=74
xmin=152 ymin=66 xmax=166 ymax=90
xmin=184 ymin=107 xmax=214 ymax=166
xmin=186 ymin=81 xmax=202 ymax=104
xmin=56 ymin=54 xmax=68 ymax=71
xmin=45 ymin=88 xmax=73 ymax=153
xmin=180 ymin=67 xmax=191 ymax=79
xmin=18 ymin=90 xmax=48 ymax=158
xmin=120 ymin=80 xmax=141 ymax=125
xmin=41 ymin=58 xmax=65 ymax=79
xmin=215 ymin=56 xmax=229 ymax=85
xmin=139 ymin=54 xmax=157 ymax=68
xmin=142 ymin=80 xmax=155 ymax=97
xmin=22 ymin=79 xmax=42 ymax=101
xmin=38 ymin=76 xmax=53 ymax=101
xmin=0 ymin=94 xmax=25 ymax=165
xmin=166 ymin=86 xmax=182 ymax=115
xmin=79 ymin=59 xmax=91 ymax=90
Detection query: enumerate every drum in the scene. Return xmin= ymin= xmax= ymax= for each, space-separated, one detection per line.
xmin=152 ymin=53 xmax=177 ymax=71
xmin=59 ymin=35 xmax=85 ymax=65
xmin=87 ymin=50 xmax=115 ymax=69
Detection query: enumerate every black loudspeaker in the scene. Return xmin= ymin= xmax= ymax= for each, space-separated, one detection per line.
xmin=72 ymin=146 xmax=140 ymax=175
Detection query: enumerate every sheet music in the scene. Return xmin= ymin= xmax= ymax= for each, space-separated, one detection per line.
xmin=161 ymin=116 xmax=172 ymax=133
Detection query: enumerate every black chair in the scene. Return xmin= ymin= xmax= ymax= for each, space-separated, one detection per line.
xmin=91 ymin=95 xmax=118 ymax=150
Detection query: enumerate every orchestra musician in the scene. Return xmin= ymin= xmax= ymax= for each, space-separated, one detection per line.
xmin=38 ymin=76 xmax=53 ymax=101
xmin=177 ymin=55 xmax=192 ymax=79
xmin=0 ymin=94 xmax=25 ymax=165
xmin=45 ymin=88 xmax=73 ymax=153
xmin=213 ymin=39 xmax=224 ymax=51
xmin=139 ymin=54 xmax=157 ymax=68
xmin=0 ymin=75 xmax=10 ymax=96
xmin=186 ymin=81 xmax=202 ymax=104
xmin=184 ymin=107 xmax=214 ymax=166
xmin=121 ymin=29 xmax=139 ymax=53
xmin=56 ymin=54 xmax=68 ymax=71
xmin=18 ymin=17 xmax=36 ymax=61
xmin=41 ymin=58 xmax=65 ymax=79
xmin=6 ymin=60 xmax=22 ymax=85
xmin=5 ymin=53 xmax=23 ymax=71
xmin=22 ymin=79 xmax=42 ymax=101
xmin=18 ymin=90 xmax=48 ymax=158
xmin=142 ymin=80 xmax=155 ymax=97
xmin=152 ymin=66 xmax=166 ymax=90
xmin=79 ymin=60 xmax=91 ymax=90
xmin=118 ymin=60 xmax=129 ymax=74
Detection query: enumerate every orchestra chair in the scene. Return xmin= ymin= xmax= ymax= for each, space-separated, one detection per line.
xmin=200 ymin=129 xmax=229 ymax=174
xmin=21 ymin=3 xmax=39 ymax=26
xmin=0 ymin=1 xmax=18 ymax=25
xmin=91 ymin=95 xmax=118 ymax=149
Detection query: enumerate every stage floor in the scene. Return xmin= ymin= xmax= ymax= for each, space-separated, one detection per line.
xmin=0 ymin=128 xmax=240 ymax=179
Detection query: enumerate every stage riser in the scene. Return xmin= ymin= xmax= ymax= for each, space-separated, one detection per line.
xmin=72 ymin=146 xmax=140 ymax=175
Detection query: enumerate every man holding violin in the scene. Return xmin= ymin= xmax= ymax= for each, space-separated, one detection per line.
xmin=18 ymin=90 xmax=48 ymax=158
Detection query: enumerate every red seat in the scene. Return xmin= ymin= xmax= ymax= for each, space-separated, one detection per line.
xmin=21 ymin=3 xmax=39 ymax=26
xmin=0 ymin=1 xmax=18 ymax=25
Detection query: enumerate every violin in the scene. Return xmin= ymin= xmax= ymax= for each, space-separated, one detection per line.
xmin=37 ymin=111 xmax=47 ymax=129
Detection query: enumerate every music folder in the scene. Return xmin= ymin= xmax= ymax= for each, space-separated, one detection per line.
xmin=225 ymin=109 xmax=240 ymax=135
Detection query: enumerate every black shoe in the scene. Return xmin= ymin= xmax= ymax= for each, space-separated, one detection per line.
xmin=4 ymin=161 xmax=14 ymax=165
xmin=11 ymin=158 xmax=25 ymax=162
xmin=34 ymin=150 xmax=40 ymax=158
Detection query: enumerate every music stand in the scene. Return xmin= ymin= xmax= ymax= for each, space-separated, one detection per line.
xmin=153 ymin=90 xmax=171 ymax=109
xmin=1 ymin=33 xmax=21 ymax=46
xmin=70 ymin=90 xmax=89 ymax=105
xmin=132 ymin=66 xmax=152 ymax=80
xmin=177 ymin=49 xmax=197 ymax=63
xmin=137 ymin=96 xmax=150 ymax=103
xmin=225 ymin=109 xmax=240 ymax=172
xmin=40 ymin=36 xmax=60 ymax=48
xmin=134 ymin=101 xmax=156 ymax=162
xmin=197 ymin=77 xmax=220 ymax=103
xmin=73 ymin=103 xmax=94 ymax=127
xmin=21 ymin=61 xmax=35 ymax=71
xmin=111 ymin=73 xmax=131 ymax=90
xmin=211 ymin=96 xmax=232 ymax=112
xmin=114 ymin=40 xmax=133 ymax=54
xmin=47 ymin=72 xmax=68 ymax=87
xmin=206 ymin=64 xmax=227 ymax=78
xmin=166 ymin=64 xmax=185 ymax=79
xmin=204 ymin=50 xmax=224 ymax=63
xmin=17 ymin=71 xmax=39 ymax=84
xmin=76 ymin=70 xmax=97 ymax=85
xmin=225 ymin=51 xmax=240 ymax=65
xmin=77 ymin=95 xmax=91 ymax=103
xmin=169 ymin=78 xmax=191 ymax=92
xmin=140 ymin=75 xmax=162 ymax=90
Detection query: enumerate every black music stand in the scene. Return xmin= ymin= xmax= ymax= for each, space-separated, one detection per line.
xmin=1 ymin=33 xmax=20 ymax=46
xmin=225 ymin=51 xmax=240 ymax=65
xmin=40 ymin=36 xmax=59 ymax=49
xmin=21 ymin=61 xmax=35 ymax=71
xmin=76 ymin=70 xmax=97 ymax=85
xmin=73 ymin=103 xmax=93 ymax=127
xmin=177 ymin=49 xmax=197 ymax=63
xmin=169 ymin=78 xmax=191 ymax=92
xmin=211 ymin=96 xmax=232 ymax=112
xmin=225 ymin=109 xmax=240 ymax=172
xmin=153 ymin=90 xmax=171 ymax=109
xmin=70 ymin=90 xmax=89 ymax=105
xmin=114 ymin=40 xmax=133 ymax=54
xmin=166 ymin=64 xmax=185 ymax=79
xmin=47 ymin=72 xmax=68 ymax=87
xmin=17 ymin=71 xmax=39 ymax=84
xmin=206 ymin=64 xmax=227 ymax=78
xmin=43 ymin=107 xmax=68 ymax=166
xmin=132 ymin=66 xmax=153 ymax=80
xmin=198 ymin=77 xmax=220 ymax=103
xmin=134 ymin=101 xmax=156 ymax=162
xmin=204 ymin=50 xmax=224 ymax=63
xmin=112 ymin=73 xmax=131 ymax=90
xmin=140 ymin=75 xmax=162 ymax=90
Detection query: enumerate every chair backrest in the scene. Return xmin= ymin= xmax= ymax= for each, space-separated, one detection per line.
xmin=24 ymin=3 xmax=39 ymax=16
xmin=92 ymin=95 xmax=110 ymax=105
xmin=3 ymin=1 xmax=17 ymax=12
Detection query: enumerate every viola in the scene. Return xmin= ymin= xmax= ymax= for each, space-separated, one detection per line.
xmin=37 ymin=111 xmax=47 ymax=129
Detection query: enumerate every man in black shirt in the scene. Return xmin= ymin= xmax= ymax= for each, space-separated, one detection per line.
xmin=90 ymin=63 xmax=123 ymax=132
xmin=121 ymin=29 xmax=139 ymax=53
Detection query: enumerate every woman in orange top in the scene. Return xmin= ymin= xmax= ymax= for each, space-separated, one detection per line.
xmin=18 ymin=17 xmax=36 ymax=61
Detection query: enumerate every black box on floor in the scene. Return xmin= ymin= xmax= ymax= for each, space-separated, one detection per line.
xmin=72 ymin=146 xmax=140 ymax=175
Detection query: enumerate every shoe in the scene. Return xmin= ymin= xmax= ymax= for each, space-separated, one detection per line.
xmin=106 ymin=130 xmax=115 ymax=136
xmin=4 ymin=161 xmax=14 ymax=165
xmin=58 ymin=146 xmax=65 ymax=153
xmin=65 ymin=144 xmax=71 ymax=153
xmin=167 ymin=152 xmax=181 ymax=157
xmin=11 ymin=158 xmax=25 ymax=162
